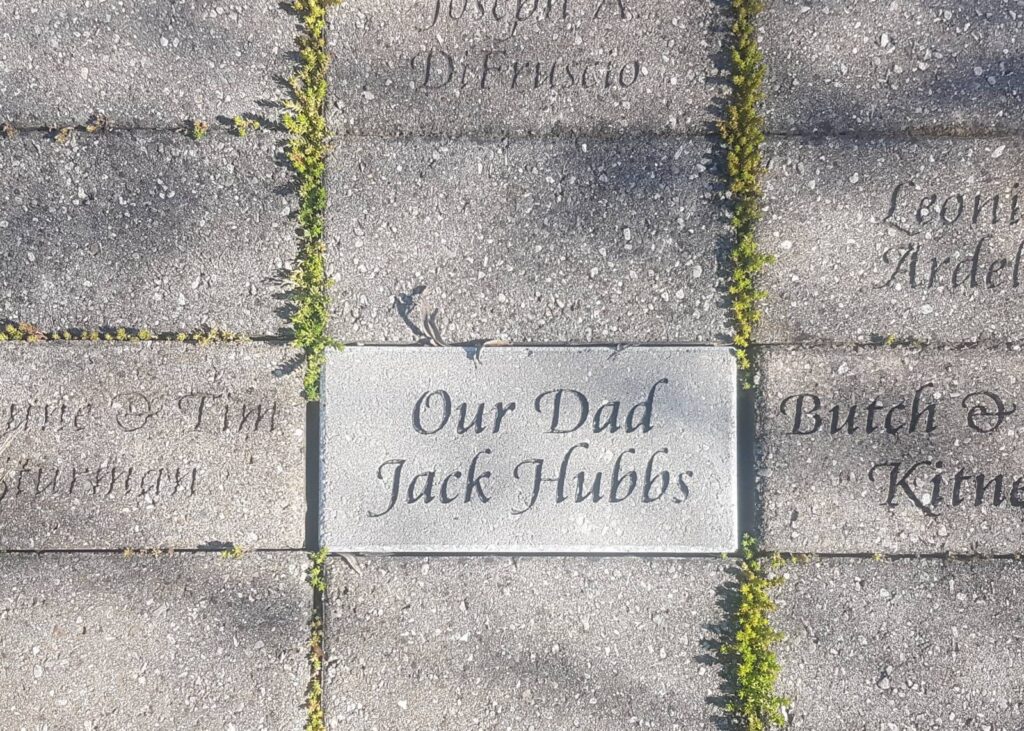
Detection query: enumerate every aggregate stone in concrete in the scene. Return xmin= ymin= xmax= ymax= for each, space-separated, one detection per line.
xmin=324 ymin=556 xmax=730 ymax=730
xmin=776 ymin=558 xmax=1024 ymax=729
xmin=326 ymin=139 xmax=729 ymax=343
xmin=757 ymin=346 xmax=1024 ymax=554
xmin=328 ymin=0 xmax=724 ymax=136
xmin=758 ymin=137 xmax=1024 ymax=344
xmin=320 ymin=346 xmax=737 ymax=553
xmin=0 ymin=1 xmax=295 ymax=127
xmin=0 ymin=552 xmax=310 ymax=730
xmin=0 ymin=131 xmax=294 ymax=334
xmin=0 ymin=342 xmax=305 ymax=549
xmin=762 ymin=0 xmax=1024 ymax=134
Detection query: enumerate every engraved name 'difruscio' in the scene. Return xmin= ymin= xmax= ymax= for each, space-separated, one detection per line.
xmin=410 ymin=0 xmax=642 ymax=92
xmin=371 ymin=378 xmax=694 ymax=517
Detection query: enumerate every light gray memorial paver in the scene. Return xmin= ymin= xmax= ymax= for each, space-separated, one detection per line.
xmin=0 ymin=1 xmax=295 ymax=128
xmin=757 ymin=345 xmax=1024 ymax=554
xmin=326 ymin=138 xmax=729 ymax=343
xmin=327 ymin=0 xmax=724 ymax=136
xmin=758 ymin=137 xmax=1024 ymax=344
xmin=0 ymin=131 xmax=294 ymax=334
xmin=324 ymin=556 xmax=730 ymax=730
xmin=320 ymin=346 xmax=737 ymax=553
xmin=0 ymin=342 xmax=305 ymax=550
xmin=762 ymin=0 xmax=1024 ymax=134
xmin=0 ymin=552 xmax=310 ymax=729
xmin=776 ymin=558 xmax=1024 ymax=729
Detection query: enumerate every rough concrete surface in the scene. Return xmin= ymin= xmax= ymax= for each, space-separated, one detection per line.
xmin=0 ymin=1 xmax=296 ymax=127
xmin=324 ymin=556 xmax=732 ymax=730
xmin=757 ymin=137 xmax=1024 ymax=344
xmin=0 ymin=131 xmax=295 ymax=334
xmin=326 ymin=138 xmax=730 ymax=343
xmin=328 ymin=0 xmax=726 ymax=136
xmin=762 ymin=0 xmax=1024 ymax=134
xmin=0 ymin=552 xmax=311 ymax=730
xmin=0 ymin=342 xmax=305 ymax=550
xmin=776 ymin=558 xmax=1024 ymax=730
xmin=320 ymin=346 xmax=737 ymax=553
xmin=757 ymin=345 xmax=1024 ymax=554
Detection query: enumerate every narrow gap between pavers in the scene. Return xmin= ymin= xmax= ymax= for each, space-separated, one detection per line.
xmin=305 ymin=401 xmax=322 ymax=552
xmin=761 ymin=129 xmax=1024 ymax=142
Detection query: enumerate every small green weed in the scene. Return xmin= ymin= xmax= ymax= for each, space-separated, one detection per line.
xmin=53 ymin=127 xmax=74 ymax=145
xmin=190 ymin=120 xmax=209 ymax=141
xmin=723 ymin=535 xmax=788 ymax=731
xmin=720 ymin=0 xmax=772 ymax=372
xmin=285 ymin=0 xmax=344 ymax=400
xmin=2 ymin=122 xmax=16 ymax=139
xmin=233 ymin=115 xmax=262 ymax=137
xmin=308 ymin=546 xmax=329 ymax=592
xmin=85 ymin=114 xmax=112 ymax=133
xmin=219 ymin=545 xmax=245 ymax=559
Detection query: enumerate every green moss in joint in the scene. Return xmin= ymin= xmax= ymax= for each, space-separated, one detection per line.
xmin=308 ymin=546 xmax=329 ymax=592
xmin=0 ymin=323 xmax=247 ymax=344
xmin=720 ymin=0 xmax=773 ymax=371
xmin=723 ymin=535 xmax=788 ymax=731
xmin=304 ymin=547 xmax=329 ymax=731
xmin=285 ymin=0 xmax=343 ymax=401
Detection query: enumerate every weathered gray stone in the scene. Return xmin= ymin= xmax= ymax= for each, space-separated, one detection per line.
xmin=0 ymin=342 xmax=305 ymax=550
xmin=758 ymin=138 xmax=1024 ymax=344
xmin=757 ymin=345 xmax=1024 ymax=554
xmin=324 ymin=556 xmax=730 ymax=730
xmin=776 ymin=558 xmax=1024 ymax=729
xmin=762 ymin=0 xmax=1024 ymax=134
xmin=0 ymin=131 xmax=294 ymax=334
xmin=326 ymin=139 xmax=729 ymax=343
xmin=320 ymin=346 xmax=737 ymax=553
xmin=0 ymin=552 xmax=310 ymax=729
xmin=327 ymin=0 xmax=725 ymax=136
xmin=0 ymin=1 xmax=295 ymax=127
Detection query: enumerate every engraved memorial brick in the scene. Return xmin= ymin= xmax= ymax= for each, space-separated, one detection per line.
xmin=326 ymin=138 xmax=729 ymax=343
xmin=0 ymin=132 xmax=294 ymax=334
xmin=320 ymin=346 xmax=737 ymax=553
xmin=0 ymin=1 xmax=295 ymax=127
xmin=775 ymin=558 xmax=1024 ymax=729
xmin=757 ymin=346 xmax=1024 ymax=554
xmin=327 ymin=0 xmax=725 ymax=136
xmin=758 ymin=138 xmax=1024 ymax=344
xmin=762 ymin=0 xmax=1024 ymax=134
xmin=324 ymin=556 xmax=731 ymax=729
xmin=0 ymin=553 xmax=310 ymax=728
xmin=0 ymin=342 xmax=305 ymax=549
